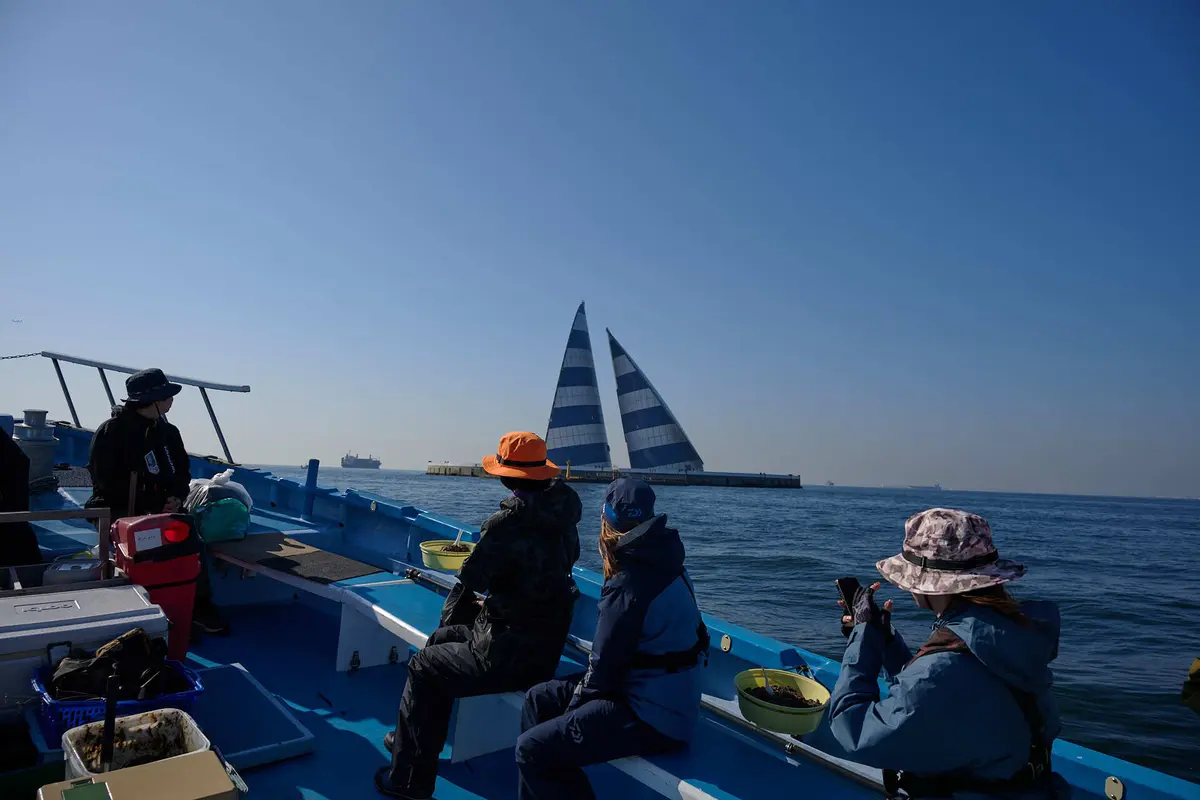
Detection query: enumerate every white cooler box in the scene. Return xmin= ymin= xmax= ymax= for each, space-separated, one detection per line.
xmin=0 ymin=585 xmax=168 ymax=708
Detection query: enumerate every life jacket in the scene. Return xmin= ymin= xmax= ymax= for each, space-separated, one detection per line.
xmin=628 ymin=572 xmax=711 ymax=674
xmin=884 ymin=627 xmax=1053 ymax=798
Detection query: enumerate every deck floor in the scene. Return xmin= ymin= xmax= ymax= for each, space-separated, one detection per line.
xmin=188 ymin=601 xmax=667 ymax=800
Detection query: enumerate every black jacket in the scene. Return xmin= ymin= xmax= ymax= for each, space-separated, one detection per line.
xmin=440 ymin=479 xmax=582 ymax=672
xmin=0 ymin=434 xmax=41 ymax=567
xmin=85 ymin=406 xmax=191 ymax=520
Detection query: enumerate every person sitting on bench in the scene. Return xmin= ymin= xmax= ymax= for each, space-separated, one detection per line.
xmin=377 ymin=431 xmax=582 ymax=799
xmin=515 ymin=478 xmax=708 ymax=800
xmin=829 ymin=508 xmax=1062 ymax=798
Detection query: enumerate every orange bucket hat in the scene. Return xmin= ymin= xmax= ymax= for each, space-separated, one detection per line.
xmin=482 ymin=432 xmax=561 ymax=480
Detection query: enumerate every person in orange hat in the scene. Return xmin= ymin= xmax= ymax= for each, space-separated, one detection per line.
xmin=377 ymin=432 xmax=582 ymax=799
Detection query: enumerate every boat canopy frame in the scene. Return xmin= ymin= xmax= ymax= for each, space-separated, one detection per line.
xmin=36 ymin=351 xmax=250 ymax=464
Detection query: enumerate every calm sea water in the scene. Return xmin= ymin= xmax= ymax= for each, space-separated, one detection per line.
xmin=266 ymin=467 xmax=1200 ymax=782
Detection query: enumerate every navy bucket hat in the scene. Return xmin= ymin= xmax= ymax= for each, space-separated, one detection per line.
xmin=125 ymin=368 xmax=183 ymax=405
xmin=603 ymin=478 xmax=656 ymax=532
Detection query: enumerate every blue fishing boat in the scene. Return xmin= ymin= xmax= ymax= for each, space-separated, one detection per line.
xmin=3 ymin=352 xmax=1198 ymax=800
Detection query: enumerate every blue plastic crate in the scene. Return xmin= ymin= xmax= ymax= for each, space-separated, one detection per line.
xmin=32 ymin=660 xmax=205 ymax=742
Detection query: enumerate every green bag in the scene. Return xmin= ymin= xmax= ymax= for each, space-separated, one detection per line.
xmin=193 ymin=498 xmax=249 ymax=543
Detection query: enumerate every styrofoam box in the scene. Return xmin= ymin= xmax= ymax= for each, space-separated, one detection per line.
xmin=62 ymin=708 xmax=210 ymax=779
xmin=0 ymin=585 xmax=168 ymax=704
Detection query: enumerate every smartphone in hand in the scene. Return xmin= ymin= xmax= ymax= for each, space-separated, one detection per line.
xmin=836 ymin=577 xmax=862 ymax=637
xmin=835 ymin=577 xmax=862 ymax=609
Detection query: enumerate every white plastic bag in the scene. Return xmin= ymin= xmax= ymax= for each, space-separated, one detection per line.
xmin=185 ymin=468 xmax=253 ymax=511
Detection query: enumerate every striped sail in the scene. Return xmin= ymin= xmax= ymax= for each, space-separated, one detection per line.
xmin=545 ymin=303 xmax=613 ymax=469
xmin=607 ymin=330 xmax=704 ymax=473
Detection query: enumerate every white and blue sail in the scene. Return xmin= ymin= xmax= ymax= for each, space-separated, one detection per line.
xmin=607 ymin=330 xmax=704 ymax=473
xmin=545 ymin=303 xmax=613 ymax=469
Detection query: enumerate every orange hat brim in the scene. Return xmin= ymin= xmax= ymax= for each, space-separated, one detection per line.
xmin=482 ymin=454 xmax=561 ymax=480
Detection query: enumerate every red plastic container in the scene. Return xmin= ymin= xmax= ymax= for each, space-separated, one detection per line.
xmin=111 ymin=514 xmax=201 ymax=661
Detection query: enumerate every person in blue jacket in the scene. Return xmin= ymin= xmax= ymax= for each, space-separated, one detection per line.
xmin=830 ymin=508 xmax=1062 ymax=798
xmin=514 ymin=478 xmax=708 ymax=800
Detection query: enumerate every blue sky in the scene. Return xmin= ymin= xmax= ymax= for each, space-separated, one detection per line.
xmin=2 ymin=1 xmax=1197 ymax=497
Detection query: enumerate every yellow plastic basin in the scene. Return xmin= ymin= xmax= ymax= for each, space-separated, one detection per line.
xmin=419 ymin=539 xmax=475 ymax=572
xmin=734 ymin=668 xmax=830 ymax=736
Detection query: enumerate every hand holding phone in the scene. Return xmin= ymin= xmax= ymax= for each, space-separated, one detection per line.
xmin=835 ymin=577 xmax=861 ymax=638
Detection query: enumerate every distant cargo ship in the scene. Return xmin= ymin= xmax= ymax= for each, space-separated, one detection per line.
xmin=341 ymin=453 xmax=381 ymax=469
xmin=908 ymin=483 xmax=943 ymax=491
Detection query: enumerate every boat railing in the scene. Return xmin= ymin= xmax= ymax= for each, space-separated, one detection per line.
xmin=0 ymin=507 xmax=114 ymax=581
xmin=34 ymin=351 xmax=250 ymax=464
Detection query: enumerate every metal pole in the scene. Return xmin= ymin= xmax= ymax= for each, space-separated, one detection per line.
xmin=51 ymin=358 xmax=81 ymax=427
xmin=98 ymin=368 xmax=116 ymax=407
xmin=97 ymin=509 xmax=112 ymax=579
xmin=302 ymin=459 xmax=320 ymax=520
xmin=199 ymin=387 xmax=234 ymax=463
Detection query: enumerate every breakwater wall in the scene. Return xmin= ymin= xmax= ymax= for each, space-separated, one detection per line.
xmin=426 ymin=464 xmax=802 ymax=489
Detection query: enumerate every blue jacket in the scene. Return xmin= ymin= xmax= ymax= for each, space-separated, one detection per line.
xmin=830 ymin=600 xmax=1062 ymax=784
xmin=573 ymin=514 xmax=705 ymax=743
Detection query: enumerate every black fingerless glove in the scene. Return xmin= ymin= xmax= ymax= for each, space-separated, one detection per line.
xmin=852 ymin=585 xmax=892 ymax=640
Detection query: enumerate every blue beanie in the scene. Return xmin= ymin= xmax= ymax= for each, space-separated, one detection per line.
xmin=602 ymin=478 xmax=656 ymax=532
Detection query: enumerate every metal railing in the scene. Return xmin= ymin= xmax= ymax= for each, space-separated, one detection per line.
xmin=0 ymin=508 xmax=113 ymax=580
xmin=34 ymin=351 xmax=251 ymax=464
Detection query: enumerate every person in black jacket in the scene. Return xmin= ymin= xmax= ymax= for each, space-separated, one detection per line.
xmin=85 ymin=368 xmax=228 ymax=635
xmin=0 ymin=418 xmax=42 ymax=567
xmin=377 ymin=431 xmax=582 ymax=799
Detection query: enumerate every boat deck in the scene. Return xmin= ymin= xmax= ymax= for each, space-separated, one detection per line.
xmin=185 ymin=584 xmax=879 ymax=799
xmin=24 ymin=487 xmax=880 ymax=799
xmin=11 ymin=468 xmax=1196 ymax=800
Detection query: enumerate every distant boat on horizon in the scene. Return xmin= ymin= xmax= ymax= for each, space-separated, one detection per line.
xmin=908 ymin=483 xmax=943 ymax=491
xmin=341 ymin=453 xmax=382 ymax=469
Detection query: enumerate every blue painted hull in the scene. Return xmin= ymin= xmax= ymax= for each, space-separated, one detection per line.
xmin=17 ymin=424 xmax=1200 ymax=800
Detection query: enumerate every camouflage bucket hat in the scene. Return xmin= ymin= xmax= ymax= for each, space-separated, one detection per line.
xmin=876 ymin=508 xmax=1026 ymax=595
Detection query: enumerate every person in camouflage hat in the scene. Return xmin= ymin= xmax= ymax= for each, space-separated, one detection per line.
xmin=377 ymin=432 xmax=582 ymax=799
xmin=875 ymin=507 xmax=1027 ymax=595
xmin=827 ymin=508 xmax=1064 ymax=797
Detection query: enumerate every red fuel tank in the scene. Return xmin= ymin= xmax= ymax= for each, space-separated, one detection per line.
xmin=111 ymin=514 xmax=201 ymax=661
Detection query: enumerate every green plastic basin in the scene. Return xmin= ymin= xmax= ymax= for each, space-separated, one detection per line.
xmin=734 ymin=668 xmax=830 ymax=736
xmin=419 ymin=540 xmax=475 ymax=573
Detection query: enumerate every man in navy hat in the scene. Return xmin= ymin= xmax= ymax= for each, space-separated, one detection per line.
xmin=86 ymin=368 xmax=229 ymax=635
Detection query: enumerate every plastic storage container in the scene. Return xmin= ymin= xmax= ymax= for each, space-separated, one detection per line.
xmin=111 ymin=514 xmax=202 ymax=661
xmin=419 ymin=540 xmax=475 ymax=572
xmin=43 ymin=558 xmax=105 ymax=586
xmin=32 ymin=659 xmax=204 ymax=741
xmin=0 ymin=585 xmax=168 ymax=707
xmin=62 ymin=708 xmax=211 ymax=779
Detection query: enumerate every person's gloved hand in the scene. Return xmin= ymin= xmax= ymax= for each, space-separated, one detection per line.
xmin=841 ymin=582 xmax=893 ymax=640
